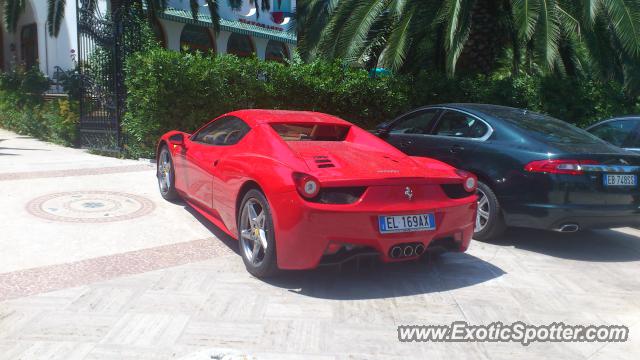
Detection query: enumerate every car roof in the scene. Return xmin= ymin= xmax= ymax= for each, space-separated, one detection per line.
xmin=586 ymin=116 xmax=640 ymax=129
xmin=226 ymin=109 xmax=351 ymax=127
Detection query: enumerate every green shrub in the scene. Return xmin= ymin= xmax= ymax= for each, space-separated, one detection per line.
xmin=0 ymin=67 xmax=78 ymax=146
xmin=409 ymin=70 xmax=638 ymax=127
xmin=123 ymin=50 xmax=408 ymax=158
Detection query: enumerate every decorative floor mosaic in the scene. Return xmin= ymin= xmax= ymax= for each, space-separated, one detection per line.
xmin=26 ymin=191 xmax=155 ymax=223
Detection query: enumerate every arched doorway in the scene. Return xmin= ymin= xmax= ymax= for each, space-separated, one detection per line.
xmin=180 ymin=25 xmax=215 ymax=53
xmin=265 ymin=40 xmax=289 ymax=62
xmin=226 ymin=33 xmax=254 ymax=57
xmin=21 ymin=24 xmax=38 ymax=69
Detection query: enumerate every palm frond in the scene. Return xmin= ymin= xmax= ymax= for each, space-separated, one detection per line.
xmin=380 ymin=10 xmax=412 ymax=71
xmin=3 ymin=0 xmax=26 ymax=33
xmin=316 ymin=0 xmax=360 ymax=59
xmin=340 ymin=0 xmax=388 ymax=62
xmin=600 ymin=0 xmax=640 ymax=57
xmin=46 ymin=0 xmax=66 ymax=37
xmin=537 ymin=0 xmax=561 ymax=69
xmin=512 ymin=0 xmax=540 ymax=42
xmin=436 ymin=0 xmax=473 ymax=75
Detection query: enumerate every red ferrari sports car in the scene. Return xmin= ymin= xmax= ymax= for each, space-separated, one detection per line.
xmin=157 ymin=110 xmax=477 ymax=277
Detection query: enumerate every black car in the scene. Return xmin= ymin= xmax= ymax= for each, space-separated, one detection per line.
xmin=586 ymin=116 xmax=640 ymax=153
xmin=376 ymin=104 xmax=640 ymax=240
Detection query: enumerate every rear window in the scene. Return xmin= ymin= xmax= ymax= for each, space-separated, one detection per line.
xmin=271 ymin=123 xmax=350 ymax=141
xmin=489 ymin=108 xmax=601 ymax=144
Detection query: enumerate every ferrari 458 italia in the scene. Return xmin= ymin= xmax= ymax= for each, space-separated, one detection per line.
xmin=157 ymin=110 xmax=477 ymax=277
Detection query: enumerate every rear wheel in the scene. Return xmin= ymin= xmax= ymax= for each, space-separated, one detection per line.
xmin=473 ymin=181 xmax=506 ymax=241
xmin=157 ymin=146 xmax=179 ymax=201
xmin=238 ymin=189 xmax=278 ymax=278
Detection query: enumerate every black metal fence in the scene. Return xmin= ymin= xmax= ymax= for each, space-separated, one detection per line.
xmin=76 ymin=0 xmax=143 ymax=151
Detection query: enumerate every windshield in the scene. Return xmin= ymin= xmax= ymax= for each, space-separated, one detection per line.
xmin=488 ymin=108 xmax=602 ymax=144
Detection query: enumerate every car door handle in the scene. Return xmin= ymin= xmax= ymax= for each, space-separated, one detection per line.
xmin=449 ymin=145 xmax=465 ymax=153
xmin=399 ymin=140 xmax=413 ymax=148
xmin=212 ymin=160 xmax=219 ymax=167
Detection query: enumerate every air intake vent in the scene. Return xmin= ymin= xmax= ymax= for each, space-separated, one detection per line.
xmin=314 ymin=156 xmax=335 ymax=168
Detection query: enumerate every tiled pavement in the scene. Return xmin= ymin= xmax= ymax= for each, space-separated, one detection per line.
xmin=1 ymin=128 xmax=640 ymax=359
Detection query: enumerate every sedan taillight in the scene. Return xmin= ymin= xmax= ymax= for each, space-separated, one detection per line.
xmin=524 ymin=159 xmax=599 ymax=175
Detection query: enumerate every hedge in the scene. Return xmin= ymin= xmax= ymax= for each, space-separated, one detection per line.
xmin=0 ymin=67 xmax=79 ymax=146
xmin=123 ymin=50 xmax=409 ymax=158
xmin=124 ymin=49 xmax=639 ymax=158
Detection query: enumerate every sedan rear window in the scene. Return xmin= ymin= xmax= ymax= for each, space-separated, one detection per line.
xmin=489 ymin=109 xmax=601 ymax=144
xmin=271 ymin=123 xmax=350 ymax=141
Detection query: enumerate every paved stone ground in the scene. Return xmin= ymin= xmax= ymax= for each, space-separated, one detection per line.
xmin=1 ymin=128 xmax=640 ymax=359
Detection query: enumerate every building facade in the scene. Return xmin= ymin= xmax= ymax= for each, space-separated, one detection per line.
xmin=0 ymin=0 xmax=296 ymax=77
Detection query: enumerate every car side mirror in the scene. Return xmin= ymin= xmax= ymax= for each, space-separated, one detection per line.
xmin=168 ymin=133 xmax=184 ymax=146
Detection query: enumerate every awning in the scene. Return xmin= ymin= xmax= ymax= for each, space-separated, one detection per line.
xmin=158 ymin=8 xmax=297 ymax=45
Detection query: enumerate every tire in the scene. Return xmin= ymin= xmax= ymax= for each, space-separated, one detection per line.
xmin=473 ymin=181 xmax=506 ymax=241
xmin=157 ymin=146 xmax=179 ymax=201
xmin=238 ymin=189 xmax=278 ymax=278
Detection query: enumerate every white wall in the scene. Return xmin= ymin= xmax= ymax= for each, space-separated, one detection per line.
xmin=41 ymin=0 xmax=78 ymax=76
xmin=159 ymin=19 xmax=185 ymax=51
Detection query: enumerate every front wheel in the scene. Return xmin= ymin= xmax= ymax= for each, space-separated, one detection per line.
xmin=238 ymin=189 xmax=278 ymax=278
xmin=157 ymin=146 xmax=179 ymax=201
xmin=473 ymin=181 xmax=506 ymax=241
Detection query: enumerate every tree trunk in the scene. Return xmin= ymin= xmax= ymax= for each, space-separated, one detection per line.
xmin=457 ymin=0 xmax=509 ymax=75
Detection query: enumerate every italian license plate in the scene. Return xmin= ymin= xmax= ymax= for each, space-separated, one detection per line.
xmin=378 ymin=213 xmax=436 ymax=234
xmin=603 ymin=174 xmax=637 ymax=187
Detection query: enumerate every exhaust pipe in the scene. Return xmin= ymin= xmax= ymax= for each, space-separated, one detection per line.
xmin=403 ymin=245 xmax=414 ymax=257
xmin=557 ymin=223 xmax=580 ymax=233
xmin=414 ymin=244 xmax=425 ymax=256
xmin=390 ymin=246 xmax=402 ymax=258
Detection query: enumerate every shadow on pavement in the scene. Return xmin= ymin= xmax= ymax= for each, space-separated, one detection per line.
xmin=182 ymin=204 xmax=241 ymax=256
xmin=263 ymin=254 xmax=505 ymax=300
xmin=486 ymin=228 xmax=640 ymax=262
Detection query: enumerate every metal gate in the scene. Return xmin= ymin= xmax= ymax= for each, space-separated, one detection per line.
xmin=76 ymin=0 xmax=142 ymax=151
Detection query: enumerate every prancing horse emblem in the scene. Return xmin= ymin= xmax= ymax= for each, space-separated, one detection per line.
xmin=404 ymin=187 xmax=414 ymax=200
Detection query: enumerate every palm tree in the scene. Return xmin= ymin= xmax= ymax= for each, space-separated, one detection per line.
xmin=306 ymin=0 xmax=640 ymax=81
xmin=1 ymin=0 xmax=221 ymax=37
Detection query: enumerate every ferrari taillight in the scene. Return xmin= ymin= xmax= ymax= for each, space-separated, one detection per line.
xmin=292 ymin=172 xmax=320 ymax=199
xmin=524 ymin=159 xmax=599 ymax=175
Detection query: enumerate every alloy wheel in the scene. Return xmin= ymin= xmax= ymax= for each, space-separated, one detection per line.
xmin=240 ymin=199 xmax=268 ymax=266
xmin=475 ymin=188 xmax=490 ymax=232
xmin=158 ymin=150 xmax=172 ymax=193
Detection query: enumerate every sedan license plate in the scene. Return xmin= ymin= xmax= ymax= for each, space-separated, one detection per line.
xmin=603 ymin=174 xmax=637 ymax=187
xmin=379 ymin=213 xmax=436 ymax=234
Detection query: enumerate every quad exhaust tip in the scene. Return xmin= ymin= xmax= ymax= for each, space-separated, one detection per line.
xmin=390 ymin=246 xmax=403 ymax=258
xmin=557 ymin=223 xmax=580 ymax=233
xmin=403 ymin=246 xmax=414 ymax=257
xmin=389 ymin=243 xmax=425 ymax=259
